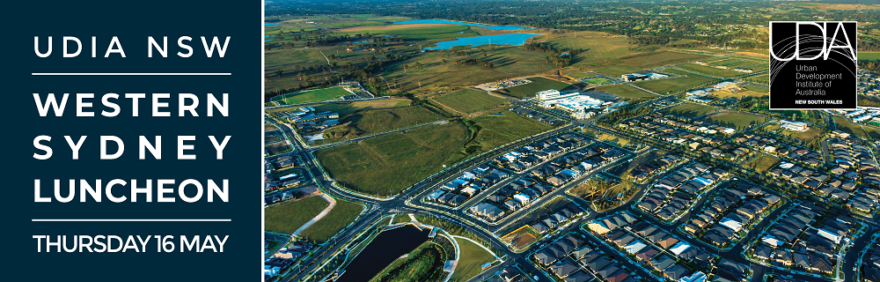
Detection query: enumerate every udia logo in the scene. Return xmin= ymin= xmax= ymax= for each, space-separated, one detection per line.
xmin=768 ymin=21 xmax=858 ymax=110
xmin=770 ymin=21 xmax=857 ymax=62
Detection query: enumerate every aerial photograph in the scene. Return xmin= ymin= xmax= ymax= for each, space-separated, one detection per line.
xmin=262 ymin=0 xmax=880 ymax=281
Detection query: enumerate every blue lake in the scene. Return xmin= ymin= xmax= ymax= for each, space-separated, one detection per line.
xmin=264 ymin=22 xmax=280 ymax=26
xmin=425 ymin=33 xmax=540 ymax=50
xmin=393 ymin=19 xmax=530 ymax=31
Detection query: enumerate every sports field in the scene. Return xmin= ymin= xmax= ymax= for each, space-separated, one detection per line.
xmin=500 ymin=77 xmax=576 ymax=98
xmin=663 ymin=103 xmax=717 ymax=118
xmin=594 ymin=65 xmax=643 ymax=77
xmin=298 ymin=199 xmax=364 ymax=242
xmin=265 ymin=196 xmax=329 ymax=234
xmin=274 ymin=86 xmax=350 ymax=105
xmin=596 ymin=84 xmax=655 ymax=101
xmin=432 ymin=89 xmax=508 ymax=114
xmin=704 ymin=112 xmax=766 ymax=129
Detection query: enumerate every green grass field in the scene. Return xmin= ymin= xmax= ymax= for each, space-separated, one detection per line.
xmin=274 ymin=86 xmax=350 ymax=105
xmin=664 ymin=103 xmax=717 ymax=118
xmin=265 ymin=196 xmax=329 ymax=234
xmin=565 ymin=72 xmax=598 ymax=80
xmin=633 ymin=72 xmax=718 ymax=95
xmin=500 ymin=77 xmax=576 ymax=98
xmin=764 ymin=122 xmax=825 ymax=143
xmin=704 ymin=112 xmax=767 ymax=129
xmin=860 ymin=52 xmax=880 ymax=60
xmin=465 ymin=111 xmax=554 ymax=152
xmin=676 ymin=63 xmax=743 ymax=78
xmin=391 ymin=214 xmax=411 ymax=224
xmin=336 ymin=25 xmax=478 ymax=41
xmin=432 ymin=89 xmax=508 ymax=114
xmin=614 ymin=51 xmax=709 ymax=69
xmin=322 ymin=105 xmax=445 ymax=140
xmin=316 ymin=122 xmax=472 ymax=196
xmin=317 ymin=111 xmax=551 ymax=196
xmin=298 ymin=199 xmax=364 ymax=242
xmin=744 ymin=155 xmax=779 ymax=173
xmin=834 ymin=116 xmax=880 ymax=141
xmin=532 ymin=31 xmax=639 ymax=65
xmin=311 ymin=98 xmax=413 ymax=117
xmin=449 ymin=238 xmax=495 ymax=282
xmin=382 ymin=46 xmax=560 ymax=94
xmin=594 ymin=65 xmax=643 ymax=77
xmin=583 ymin=77 xmax=612 ymax=85
xmin=369 ymin=242 xmax=446 ymax=282
xmin=596 ymin=84 xmax=655 ymax=100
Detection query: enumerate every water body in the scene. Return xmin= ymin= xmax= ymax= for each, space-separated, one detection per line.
xmin=394 ymin=19 xmax=531 ymax=31
xmin=265 ymin=22 xmax=280 ymax=26
xmin=425 ymin=33 xmax=540 ymax=50
xmin=336 ymin=225 xmax=431 ymax=282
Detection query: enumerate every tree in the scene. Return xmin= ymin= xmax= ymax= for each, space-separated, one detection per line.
xmin=275 ymin=69 xmax=283 ymax=77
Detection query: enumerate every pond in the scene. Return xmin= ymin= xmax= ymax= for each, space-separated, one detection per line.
xmin=336 ymin=225 xmax=431 ymax=282
xmin=425 ymin=33 xmax=540 ymax=50
xmin=393 ymin=19 xmax=531 ymax=31
xmin=265 ymin=22 xmax=280 ymax=26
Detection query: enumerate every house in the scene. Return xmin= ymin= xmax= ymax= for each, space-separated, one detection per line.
xmin=753 ymin=245 xmax=772 ymax=260
xmin=664 ymin=265 xmax=690 ymax=281
xmin=809 ymin=255 xmax=834 ymax=274
xmin=470 ymin=202 xmax=506 ymax=221
xmin=606 ymin=270 xmax=630 ymax=282
xmin=624 ymin=240 xmax=648 ymax=254
xmin=679 ymin=271 xmax=707 ymax=282
xmin=547 ymin=176 xmax=566 ymax=186
xmin=793 ymin=252 xmax=811 ymax=270
xmin=649 ymin=255 xmax=676 ymax=271
xmin=563 ymin=271 xmax=591 ymax=282
xmin=597 ymin=265 xmax=622 ymax=280
xmin=586 ymin=257 xmax=612 ymax=272
xmin=572 ymin=246 xmax=593 ymax=259
xmin=448 ymin=195 xmax=467 ymax=207
xmin=549 ymin=259 xmax=580 ymax=278
xmin=670 ymin=242 xmax=691 ymax=255
xmin=532 ymin=222 xmax=550 ymax=234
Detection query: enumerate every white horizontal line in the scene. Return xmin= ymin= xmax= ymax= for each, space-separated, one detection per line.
xmin=32 ymin=73 xmax=231 ymax=76
xmin=32 ymin=219 xmax=231 ymax=222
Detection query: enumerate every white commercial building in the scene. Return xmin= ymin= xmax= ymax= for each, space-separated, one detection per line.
xmin=780 ymin=120 xmax=808 ymax=132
